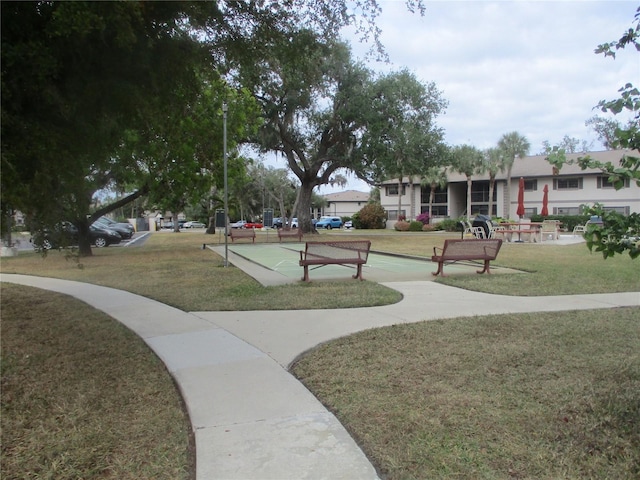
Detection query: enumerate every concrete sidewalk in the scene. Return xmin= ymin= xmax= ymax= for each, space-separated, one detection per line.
xmin=2 ymin=273 xmax=638 ymax=480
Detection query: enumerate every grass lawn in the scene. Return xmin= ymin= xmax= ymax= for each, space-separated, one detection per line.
xmin=1 ymin=230 xmax=639 ymax=478
xmin=1 ymin=283 xmax=193 ymax=479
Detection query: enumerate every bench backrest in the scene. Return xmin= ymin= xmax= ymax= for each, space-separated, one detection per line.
xmin=441 ymin=239 xmax=502 ymax=260
xmin=304 ymin=240 xmax=371 ymax=262
xmin=231 ymin=228 xmax=255 ymax=236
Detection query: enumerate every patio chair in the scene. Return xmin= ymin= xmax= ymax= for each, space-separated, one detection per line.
xmin=540 ymin=220 xmax=559 ymax=241
xmin=573 ymin=220 xmax=589 ymax=236
xmin=464 ymin=220 xmax=486 ymax=239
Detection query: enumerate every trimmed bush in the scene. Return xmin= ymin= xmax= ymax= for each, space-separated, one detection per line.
xmin=354 ymin=204 xmax=387 ymax=229
xmin=394 ymin=220 xmax=410 ymax=231
xmin=409 ymin=221 xmax=423 ymax=231
xmin=436 ymin=218 xmax=462 ymax=232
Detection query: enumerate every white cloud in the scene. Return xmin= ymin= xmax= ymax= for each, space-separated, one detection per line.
xmin=346 ymin=0 xmax=638 ymax=153
xmin=285 ymin=1 xmax=639 ymax=194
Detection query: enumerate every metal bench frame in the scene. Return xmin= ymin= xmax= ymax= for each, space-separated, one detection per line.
xmin=277 ymin=228 xmax=303 ymax=243
xmin=299 ymin=240 xmax=371 ymax=282
xmin=431 ymin=238 xmax=503 ymax=277
xmin=229 ymin=228 xmax=256 ymax=243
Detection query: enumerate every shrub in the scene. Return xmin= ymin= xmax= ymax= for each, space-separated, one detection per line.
xmin=408 ymin=221 xmax=423 ymax=232
xmin=436 ymin=218 xmax=462 ymax=232
xmin=394 ymin=220 xmax=410 ymax=231
xmin=422 ymin=224 xmax=437 ymax=232
xmin=355 ymin=204 xmax=387 ymax=229
xmin=416 ymin=212 xmax=430 ymax=225
xmin=398 ymin=214 xmax=407 ymax=221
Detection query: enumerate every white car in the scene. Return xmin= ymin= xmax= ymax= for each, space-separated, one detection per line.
xmin=184 ymin=221 xmax=206 ymax=229
xmin=230 ymin=220 xmax=247 ymax=229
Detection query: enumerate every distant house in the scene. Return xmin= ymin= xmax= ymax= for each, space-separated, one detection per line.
xmin=321 ymin=190 xmax=370 ymax=218
xmin=379 ymin=149 xmax=640 ymax=226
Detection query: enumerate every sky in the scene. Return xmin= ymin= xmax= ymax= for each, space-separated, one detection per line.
xmin=268 ymin=1 xmax=639 ymax=194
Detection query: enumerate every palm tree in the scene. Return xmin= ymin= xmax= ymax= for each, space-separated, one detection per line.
xmin=497 ymin=132 xmax=530 ymax=219
xmin=451 ymin=144 xmax=484 ymax=220
xmin=482 ymin=148 xmax=504 ymax=217
xmin=420 ymin=166 xmax=448 ymax=219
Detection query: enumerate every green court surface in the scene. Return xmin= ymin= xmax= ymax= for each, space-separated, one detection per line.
xmin=228 ymin=243 xmax=494 ymax=282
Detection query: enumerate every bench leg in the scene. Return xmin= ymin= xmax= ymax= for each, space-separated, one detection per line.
xmin=432 ymin=261 xmax=445 ymax=277
xmin=477 ymin=260 xmax=491 ymax=274
xmin=352 ymin=264 xmax=364 ymax=281
xmin=301 ymin=265 xmax=310 ymax=282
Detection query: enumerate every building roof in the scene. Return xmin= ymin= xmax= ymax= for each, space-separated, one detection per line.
xmin=323 ymin=190 xmax=370 ymax=202
xmin=380 ymin=149 xmax=638 ymax=184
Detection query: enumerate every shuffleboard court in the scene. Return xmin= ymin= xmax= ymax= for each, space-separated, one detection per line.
xmin=225 ymin=243 xmax=497 ymax=283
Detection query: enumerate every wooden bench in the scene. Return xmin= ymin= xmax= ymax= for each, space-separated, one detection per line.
xmin=229 ymin=228 xmax=256 ymax=243
xmin=431 ymin=239 xmax=502 ymax=277
xmin=277 ymin=228 xmax=303 ymax=242
xmin=299 ymin=240 xmax=371 ymax=282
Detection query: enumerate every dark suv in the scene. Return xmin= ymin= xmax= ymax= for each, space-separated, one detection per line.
xmin=32 ymin=221 xmax=122 ymax=249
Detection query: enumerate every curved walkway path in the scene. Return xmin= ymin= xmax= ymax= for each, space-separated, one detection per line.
xmin=2 ymin=273 xmax=638 ymax=480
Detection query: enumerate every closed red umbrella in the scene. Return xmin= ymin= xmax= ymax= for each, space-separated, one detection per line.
xmin=541 ymin=184 xmax=549 ymax=216
xmin=516 ymin=177 xmax=525 ymax=218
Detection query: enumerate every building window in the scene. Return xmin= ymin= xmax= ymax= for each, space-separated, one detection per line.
xmin=387 ymin=209 xmax=406 ymax=221
xmin=524 ymin=179 xmax=537 ymax=191
xmin=597 ymin=176 xmax=629 ymax=189
xmin=422 ymin=206 xmax=448 ymax=216
xmin=524 ymin=207 xmax=537 ymax=217
xmin=554 ymin=206 xmax=582 ymax=215
xmin=421 ymin=185 xmax=448 ymax=203
xmin=386 ymin=184 xmax=406 ymax=196
xmin=470 ymin=181 xmax=497 ymax=203
xmin=554 ymin=177 xmax=583 ymax=190
xmin=604 ymin=206 xmax=630 ymax=215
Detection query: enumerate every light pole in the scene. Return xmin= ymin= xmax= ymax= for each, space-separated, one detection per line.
xmin=223 ymin=102 xmax=228 ymax=267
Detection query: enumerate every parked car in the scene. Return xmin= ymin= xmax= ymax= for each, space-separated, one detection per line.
xmin=244 ymin=221 xmax=264 ymax=229
xmin=344 ymin=220 xmax=353 ymax=229
xmin=183 ymin=221 xmax=206 ymax=229
xmin=230 ymin=220 xmax=247 ymax=229
xmin=161 ymin=220 xmax=187 ymax=230
xmin=287 ymin=218 xmax=298 ymax=228
xmin=33 ymin=221 xmax=122 ymax=249
xmin=315 ymin=216 xmax=343 ymax=229
xmin=93 ymin=216 xmax=133 ymax=239
xmin=271 ymin=217 xmax=284 ymax=228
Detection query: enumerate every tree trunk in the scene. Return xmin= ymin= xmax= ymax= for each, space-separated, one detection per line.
xmin=429 ymin=183 xmax=435 ymax=218
xmin=76 ymin=219 xmax=93 ymax=257
xmin=297 ymin=181 xmax=315 ymax=233
xmin=488 ymin=176 xmax=495 ymax=217
xmin=408 ymin=178 xmax=415 ymax=220
xmin=466 ymin=176 xmax=472 ymax=220
xmin=206 ymin=217 xmax=215 ymax=234
xmin=505 ymin=166 xmax=513 ymax=219
xmin=397 ymin=177 xmax=403 ymax=220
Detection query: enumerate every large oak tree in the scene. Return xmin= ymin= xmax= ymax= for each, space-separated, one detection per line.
xmin=2 ymin=0 xmax=425 ymax=252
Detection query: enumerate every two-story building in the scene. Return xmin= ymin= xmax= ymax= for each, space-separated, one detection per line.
xmin=321 ymin=190 xmax=370 ymax=218
xmin=378 ymin=149 xmax=639 ymax=225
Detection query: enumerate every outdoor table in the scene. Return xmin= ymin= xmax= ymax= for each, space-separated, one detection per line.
xmin=499 ymin=222 xmax=544 ymax=243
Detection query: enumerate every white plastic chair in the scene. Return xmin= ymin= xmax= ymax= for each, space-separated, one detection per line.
xmin=573 ymin=221 xmax=590 ymax=236
xmin=464 ymin=220 xmax=485 ymax=239
xmin=541 ymin=221 xmax=559 ymax=241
